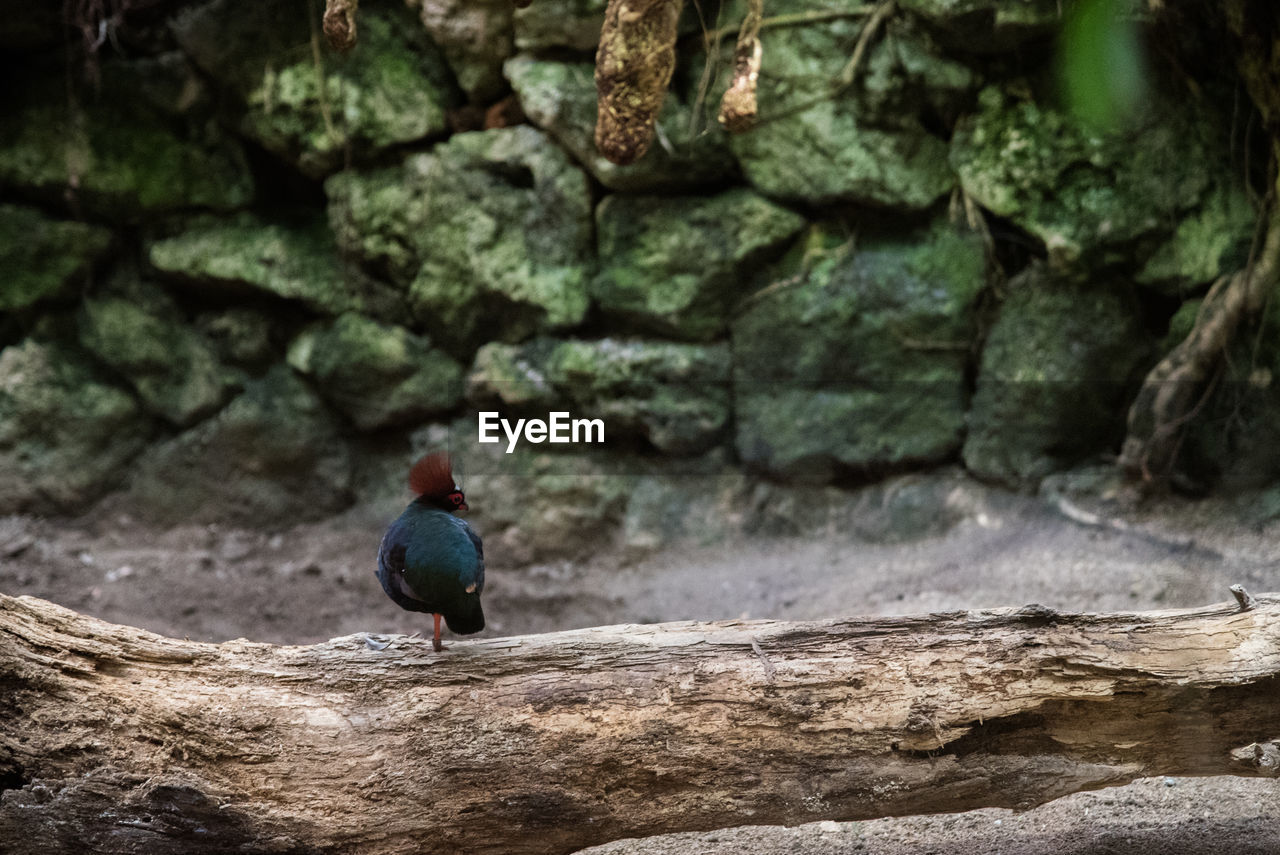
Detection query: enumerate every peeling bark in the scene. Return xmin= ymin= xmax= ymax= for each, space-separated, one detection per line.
xmin=2 ymin=593 xmax=1279 ymax=854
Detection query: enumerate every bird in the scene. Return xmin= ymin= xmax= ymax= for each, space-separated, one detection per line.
xmin=376 ymin=452 xmax=485 ymax=651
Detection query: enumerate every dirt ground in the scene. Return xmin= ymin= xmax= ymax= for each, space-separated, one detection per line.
xmin=2 ymin=469 xmax=1278 ymax=853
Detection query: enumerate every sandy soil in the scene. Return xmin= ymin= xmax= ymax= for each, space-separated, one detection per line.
xmin=2 ymin=470 xmax=1278 ymax=853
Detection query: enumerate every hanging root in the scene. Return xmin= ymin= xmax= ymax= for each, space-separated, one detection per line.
xmin=718 ymin=0 xmax=762 ymax=133
xmin=323 ymin=0 xmax=358 ymax=53
xmin=1119 ymin=195 xmax=1280 ymax=486
xmin=594 ymin=0 xmax=684 ymax=165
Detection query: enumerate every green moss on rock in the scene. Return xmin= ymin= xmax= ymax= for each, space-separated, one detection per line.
xmin=78 ymin=292 xmax=238 ymax=427
xmin=288 ymin=313 xmax=464 ymax=431
xmin=504 ymin=55 xmax=735 ymax=191
xmin=897 ymin=0 xmax=1062 ymax=50
xmin=175 ymin=0 xmax=455 ymax=178
xmin=951 ymin=87 xmax=1255 ymax=282
xmin=0 ymin=339 xmax=150 ymax=513
xmin=512 ymin=0 xmax=609 ymax=51
xmin=727 ymin=3 xmax=970 ymax=208
xmin=327 ymin=126 xmax=593 ymax=354
xmin=593 ymin=189 xmax=806 ymax=340
xmin=0 ymin=64 xmax=251 ymax=219
xmin=962 ymin=265 xmax=1153 ymax=488
xmin=0 ymin=205 xmax=114 ymax=311
xmin=149 ymin=212 xmax=396 ymax=318
xmin=1171 ymin=285 xmax=1280 ymax=490
xmin=733 ymin=219 xmax=988 ymax=480
xmin=469 ymin=337 xmax=731 ymax=453
xmin=127 ymin=366 xmax=352 ymax=525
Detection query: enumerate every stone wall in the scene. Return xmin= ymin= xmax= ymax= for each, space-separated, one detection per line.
xmin=2 ymin=0 xmax=1277 ymax=555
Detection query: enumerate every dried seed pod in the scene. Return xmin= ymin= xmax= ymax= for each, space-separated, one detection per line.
xmin=323 ymin=0 xmax=359 ymax=53
xmin=718 ymin=0 xmax=762 ymax=133
xmin=594 ymin=0 xmax=683 ymax=165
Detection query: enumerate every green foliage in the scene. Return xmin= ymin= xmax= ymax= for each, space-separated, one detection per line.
xmin=1057 ymin=0 xmax=1147 ymax=131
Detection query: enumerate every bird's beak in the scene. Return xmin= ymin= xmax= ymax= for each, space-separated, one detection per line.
xmin=458 ymin=501 xmax=469 ymax=511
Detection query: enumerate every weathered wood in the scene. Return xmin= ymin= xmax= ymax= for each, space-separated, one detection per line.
xmin=1 ymin=592 xmax=1278 ymax=855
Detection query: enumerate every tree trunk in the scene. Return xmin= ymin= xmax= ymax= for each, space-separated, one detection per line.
xmin=2 ymin=592 xmax=1278 ymax=855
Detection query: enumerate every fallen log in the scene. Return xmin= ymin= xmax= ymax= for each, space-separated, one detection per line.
xmin=1 ymin=592 xmax=1278 ymax=855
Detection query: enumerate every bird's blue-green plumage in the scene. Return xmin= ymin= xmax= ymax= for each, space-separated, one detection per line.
xmin=376 ymin=499 xmax=485 ymax=634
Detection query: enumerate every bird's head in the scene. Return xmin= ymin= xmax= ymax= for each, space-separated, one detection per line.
xmin=408 ymin=452 xmax=469 ymax=513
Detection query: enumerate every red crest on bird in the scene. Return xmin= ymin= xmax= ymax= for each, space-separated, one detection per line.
xmin=408 ymin=452 xmax=468 ymax=511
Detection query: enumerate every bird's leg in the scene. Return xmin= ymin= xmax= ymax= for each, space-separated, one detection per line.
xmin=432 ymin=613 xmax=444 ymax=652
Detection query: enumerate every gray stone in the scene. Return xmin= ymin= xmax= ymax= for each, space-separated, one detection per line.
xmin=127 ymin=366 xmax=353 ymax=526
xmin=0 ymin=339 xmax=150 ymax=513
xmin=174 ymin=0 xmax=456 ymax=178
xmin=327 ymin=126 xmax=594 ymax=354
xmin=288 ymin=313 xmax=464 ymax=431
xmin=962 ymin=265 xmax=1153 ymax=488
xmin=593 ymin=189 xmax=807 ymax=340
xmin=468 ymin=337 xmax=732 ymax=454
xmin=412 ymin=0 xmax=514 ymax=101
xmin=505 ymin=55 xmax=736 ymax=191
xmin=0 ymin=205 xmax=114 ymax=312
xmin=733 ymin=218 xmax=987 ymax=480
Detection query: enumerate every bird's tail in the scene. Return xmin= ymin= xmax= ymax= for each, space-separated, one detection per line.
xmin=444 ymin=597 xmax=485 ymax=635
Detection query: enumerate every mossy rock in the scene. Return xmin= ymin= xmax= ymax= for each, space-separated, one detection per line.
xmin=288 ymin=313 xmax=464 ymax=431
xmin=726 ymin=2 xmax=970 ymax=208
xmin=468 ymin=337 xmax=732 ymax=454
xmin=511 ymin=0 xmax=703 ymax=52
xmin=962 ymin=265 xmax=1154 ymax=488
xmin=415 ymin=0 xmax=515 ymax=100
xmin=0 ymin=205 xmax=114 ymax=312
xmin=897 ymin=0 xmax=1063 ymax=51
xmin=149 ymin=212 xmax=399 ymax=318
xmin=79 ymin=292 xmax=240 ymax=427
xmin=733 ymin=218 xmax=988 ymax=480
xmin=175 ymin=0 xmax=456 ymax=178
xmin=127 ymin=366 xmax=353 ymax=525
xmin=0 ymin=61 xmax=251 ymax=219
xmin=327 ymin=126 xmax=593 ymax=354
xmin=1171 ymin=284 xmax=1280 ymax=490
xmin=592 ymin=189 xmax=806 ymax=340
xmin=196 ymin=308 xmax=277 ymax=366
xmin=512 ymin=0 xmax=609 ymax=52
xmin=504 ymin=56 xmax=735 ymax=191
xmin=0 ymin=339 xmax=150 ymax=513
xmin=951 ymin=87 xmax=1255 ymax=284
xmin=421 ymin=420 xmax=634 ymax=564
